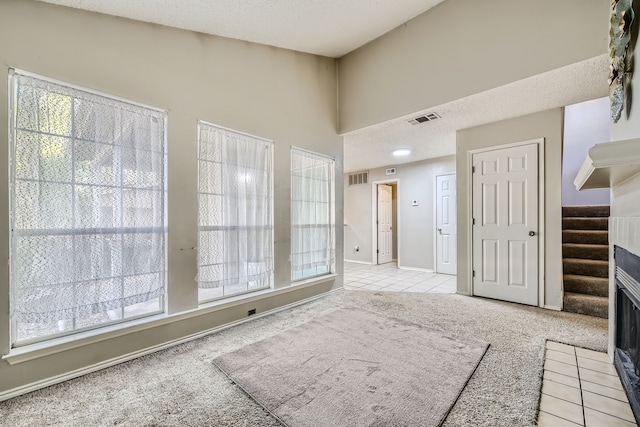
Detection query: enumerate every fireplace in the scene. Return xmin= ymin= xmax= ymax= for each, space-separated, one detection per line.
xmin=614 ymin=245 xmax=640 ymax=425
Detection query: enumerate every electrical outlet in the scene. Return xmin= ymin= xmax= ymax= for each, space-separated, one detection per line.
xmin=248 ymin=308 xmax=256 ymax=316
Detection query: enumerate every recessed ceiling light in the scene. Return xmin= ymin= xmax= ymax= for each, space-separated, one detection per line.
xmin=392 ymin=148 xmax=411 ymax=157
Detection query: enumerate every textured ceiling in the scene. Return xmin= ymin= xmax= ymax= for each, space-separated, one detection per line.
xmin=36 ymin=1 xmax=610 ymax=174
xmin=343 ymin=54 xmax=610 ymax=173
xmin=38 ymin=0 xmax=446 ymax=58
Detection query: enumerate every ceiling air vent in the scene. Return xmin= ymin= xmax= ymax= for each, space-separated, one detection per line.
xmin=407 ymin=112 xmax=441 ymax=125
xmin=348 ymin=171 xmax=368 ymax=186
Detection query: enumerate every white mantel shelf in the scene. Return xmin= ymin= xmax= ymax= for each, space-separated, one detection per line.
xmin=574 ymin=138 xmax=640 ymax=190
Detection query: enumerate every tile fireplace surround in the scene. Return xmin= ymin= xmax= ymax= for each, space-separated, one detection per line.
xmin=575 ymin=138 xmax=640 ymax=425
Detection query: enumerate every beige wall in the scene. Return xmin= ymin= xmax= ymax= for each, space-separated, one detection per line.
xmin=344 ymin=155 xmax=455 ymax=270
xmin=338 ymin=0 xmax=609 ymax=133
xmin=0 ymin=0 xmax=342 ymax=396
xmin=456 ymin=109 xmax=564 ymax=308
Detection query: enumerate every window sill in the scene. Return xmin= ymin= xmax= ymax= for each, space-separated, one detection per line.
xmin=3 ymin=274 xmax=338 ymax=365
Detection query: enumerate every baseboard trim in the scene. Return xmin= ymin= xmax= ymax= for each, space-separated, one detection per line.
xmin=344 ymin=259 xmax=373 ymax=265
xmin=398 ymin=266 xmax=434 ymax=273
xmin=543 ymin=305 xmax=562 ymax=311
xmin=0 ymin=287 xmax=343 ymax=402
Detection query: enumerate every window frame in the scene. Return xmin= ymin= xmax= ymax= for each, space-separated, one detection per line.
xmin=8 ymin=69 xmax=169 ymax=347
xmin=196 ymin=121 xmax=275 ymax=304
xmin=290 ymin=146 xmax=336 ymax=282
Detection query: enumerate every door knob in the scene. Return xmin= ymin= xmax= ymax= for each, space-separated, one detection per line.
xmin=529 ymin=231 xmax=536 ymax=236
xmin=438 ymin=228 xmax=442 ymax=234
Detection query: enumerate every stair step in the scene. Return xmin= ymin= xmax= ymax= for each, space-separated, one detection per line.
xmin=564 ymin=274 xmax=609 ymax=297
xmin=563 ymin=258 xmax=608 ymax=278
xmin=563 ymin=292 xmax=608 ymax=318
xmin=562 ymin=217 xmax=608 ymax=231
xmin=562 ymin=205 xmax=610 ymax=218
xmin=562 ymin=243 xmax=608 ymax=261
xmin=562 ymin=230 xmax=608 ymax=245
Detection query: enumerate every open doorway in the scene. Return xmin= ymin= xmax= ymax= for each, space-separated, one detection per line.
xmin=372 ymin=180 xmax=398 ymax=265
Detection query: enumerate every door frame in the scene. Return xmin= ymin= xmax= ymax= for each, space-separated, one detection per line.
xmin=433 ymin=172 xmax=457 ymax=274
xmin=466 ymin=138 xmax=546 ymax=308
xmin=371 ymin=179 xmax=399 ymax=266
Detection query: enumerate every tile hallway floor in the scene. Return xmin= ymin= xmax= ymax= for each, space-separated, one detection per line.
xmin=538 ymin=341 xmax=637 ymax=426
xmin=343 ymin=261 xmax=457 ymax=293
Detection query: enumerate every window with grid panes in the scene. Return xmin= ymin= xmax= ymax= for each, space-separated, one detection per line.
xmin=290 ymin=147 xmax=335 ymax=281
xmin=197 ymin=122 xmax=274 ymax=302
xmin=9 ymin=70 xmax=167 ymax=345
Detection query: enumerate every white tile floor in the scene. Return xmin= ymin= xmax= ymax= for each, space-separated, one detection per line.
xmin=538 ymin=341 xmax=637 ymax=426
xmin=343 ymin=261 xmax=457 ymax=293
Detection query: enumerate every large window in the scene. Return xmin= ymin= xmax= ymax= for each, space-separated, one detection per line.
xmin=291 ymin=147 xmax=335 ymax=281
xmin=9 ymin=70 xmax=167 ymax=345
xmin=197 ymin=122 xmax=274 ymax=302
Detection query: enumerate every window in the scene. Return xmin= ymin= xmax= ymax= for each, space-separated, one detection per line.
xmin=197 ymin=122 xmax=274 ymax=302
xmin=9 ymin=70 xmax=167 ymax=345
xmin=291 ymin=147 xmax=335 ymax=280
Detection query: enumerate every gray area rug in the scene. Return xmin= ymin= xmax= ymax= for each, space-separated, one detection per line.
xmin=0 ymin=290 xmax=608 ymax=426
xmin=213 ymin=308 xmax=488 ymax=427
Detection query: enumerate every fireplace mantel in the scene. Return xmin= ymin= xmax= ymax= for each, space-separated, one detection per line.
xmin=574 ymin=138 xmax=640 ymax=190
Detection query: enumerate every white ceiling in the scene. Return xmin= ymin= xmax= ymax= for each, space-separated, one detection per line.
xmin=38 ymin=0 xmax=446 ymax=58
xmin=38 ymin=0 xmax=610 ymax=174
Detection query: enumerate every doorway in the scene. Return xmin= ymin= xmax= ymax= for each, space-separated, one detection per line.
xmin=372 ymin=180 xmax=398 ymax=265
xmin=436 ymin=173 xmax=457 ymax=275
xmin=471 ymin=140 xmax=542 ymax=306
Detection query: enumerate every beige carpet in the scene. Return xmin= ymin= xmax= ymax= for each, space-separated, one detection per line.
xmin=0 ymin=290 xmax=607 ymax=426
xmin=214 ymin=307 xmax=488 ymax=427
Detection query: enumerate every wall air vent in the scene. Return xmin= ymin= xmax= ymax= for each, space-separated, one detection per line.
xmin=348 ymin=171 xmax=368 ymax=186
xmin=407 ymin=112 xmax=441 ymax=125
xmin=386 ymin=168 xmax=396 ymax=175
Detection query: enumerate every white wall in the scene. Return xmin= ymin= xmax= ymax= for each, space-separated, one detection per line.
xmin=608 ymin=1 xmax=640 ymax=356
xmin=338 ymin=0 xmax=609 ymax=133
xmin=344 ymin=156 xmax=455 ymax=270
xmin=0 ymin=0 xmax=342 ymax=397
xmin=456 ymin=109 xmax=564 ymax=309
xmin=562 ymin=97 xmax=610 ymax=206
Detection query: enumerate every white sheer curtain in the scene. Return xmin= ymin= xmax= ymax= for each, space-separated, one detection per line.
xmin=9 ymin=71 xmax=167 ymax=345
xmin=197 ymin=122 xmax=274 ymax=302
xmin=291 ymin=147 xmax=335 ymax=280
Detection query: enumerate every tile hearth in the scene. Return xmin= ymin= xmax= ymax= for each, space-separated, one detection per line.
xmin=538 ymin=341 xmax=637 ymax=426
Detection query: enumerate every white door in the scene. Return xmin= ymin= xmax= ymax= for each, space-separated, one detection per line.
xmin=436 ymin=174 xmax=457 ymax=275
xmin=472 ymin=143 xmax=539 ymax=306
xmin=377 ymin=184 xmax=393 ymax=264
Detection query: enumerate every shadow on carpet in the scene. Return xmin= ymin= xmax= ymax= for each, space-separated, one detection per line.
xmin=213 ymin=307 xmax=489 ymax=427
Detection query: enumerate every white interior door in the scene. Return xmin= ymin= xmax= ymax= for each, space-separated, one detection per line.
xmin=472 ymin=143 xmax=539 ymax=306
xmin=377 ymin=184 xmax=393 ymax=264
xmin=436 ymin=174 xmax=457 ymax=275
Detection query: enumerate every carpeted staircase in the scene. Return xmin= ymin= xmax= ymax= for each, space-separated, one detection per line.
xmin=562 ymin=206 xmax=610 ymax=319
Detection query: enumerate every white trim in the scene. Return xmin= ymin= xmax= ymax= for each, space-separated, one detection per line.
xmin=371 ymin=178 xmax=400 ymax=266
xmin=198 ymin=120 xmax=274 ymax=144
xmin=0 ymin=287 xmax=343 ymax=402
xmin=543 ymin=305 xmax=562 ymax=311
xmin=434 ymin=172 xmax=457 ymax=274
xmin=344 ymin=259 xmax=373 ymax=265
xmin=538 ymin=139 xmax=546 ymax=309
xmin=290 ymin=145 xmax=335 ymax=161
xmin=398 ymin=266 xmax=434 ymax=273
xmin=574 ymin=138 xmax=640 ymax=190
xmin=466 ymin=138 xmax=546 ymax=307
xmin=11 ymin=68 xmax=166 ymax=113
xmin=3 ymin=274 xmax=337 ymax=365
